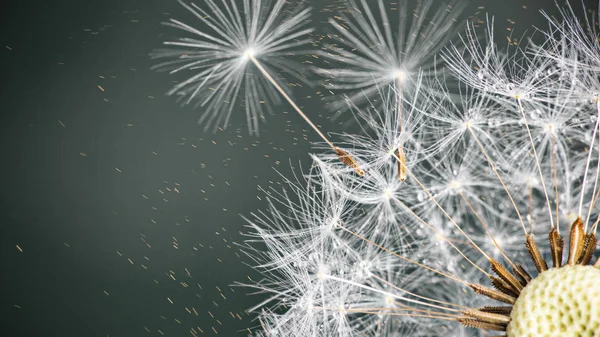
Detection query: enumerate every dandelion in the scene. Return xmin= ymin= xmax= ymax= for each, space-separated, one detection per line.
xmin=319 ymin=0 xmax=465 ymax=112
xmin=149 ymin=0 xmax=600 ymax=335
xmin=151 ymin=0 xmax=313 ymax=135
xmin=154 ymin=0 xmax=367 ymax=173
xmin=239 ymin=2 xmax=600 ymax=336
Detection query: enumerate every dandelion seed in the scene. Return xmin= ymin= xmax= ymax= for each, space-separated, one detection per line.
xmin=319 ymin=0 xmax=465 ymax=113
xmin=152 ymin=0 xmax=313 ymax=135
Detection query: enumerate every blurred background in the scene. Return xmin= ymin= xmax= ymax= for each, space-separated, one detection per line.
xmin=0 ymin=0 xmax=595 ymax=336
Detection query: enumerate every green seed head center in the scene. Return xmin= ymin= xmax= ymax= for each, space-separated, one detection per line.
xmin=507 ymin=265 xmax=600 ymax=337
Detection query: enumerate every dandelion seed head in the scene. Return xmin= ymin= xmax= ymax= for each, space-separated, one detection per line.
xmin=543 ymin=121 xmax=556 ymax=134
xmin=242 ymin=47 xmax=256 ymax=60
xmin=525 ymin=174 xmax=539 ymax=188
xmin=354 ymin=260 xmax=374 ymax=280
xmin=392 ymin=69 xmax=409 ymax=83
xmin=383 ymin=295 xmax=396 ymax=308
xmin=237 ymin=1 xmax=600 ymax=335
xmin=387 ymin=148 xmax=396 ymax=158
xmin=382 ymin=187 xmax=394 ymax=200
xmin=488 ymin=235 xmax=503 ymax=253
xmin=433 ymin=232 xmax=447 ymax=244
xmin=449 ymin=179 xmax=463 ymax=191
xmin=316 ymin=263 xmax=330 ymax=281
xmin=462 ymin=120 xmax=472 ymax=131
xmin=507 ymin=266 xmax=600 ymax=337
xmin=326 ymin=216 xmax=341 ymax=230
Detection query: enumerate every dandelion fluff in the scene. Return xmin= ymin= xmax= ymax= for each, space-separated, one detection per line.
xmin=151 ymin=0 xmax=313 ymax=135
xmin=319 ymin=0 xmax=465 ymax=113
xmin=232 ymin=1 xmax=600 ymax=336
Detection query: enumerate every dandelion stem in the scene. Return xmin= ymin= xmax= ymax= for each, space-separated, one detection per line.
xmin=468 ymin=127 xmax=528 ymax=235
xmin=315 ymin=306 xmax=461 ymax=321
xmin=337 ymin=224 xmax=468 ymax=285
xmin=456 ymin=190 xmax=519 ymax=271
xmin=551 ymin=134 xmax=560 ymax=232
xmin=394 ymin=79 xmax=403 ymax=133
xmin=529 ymin=183 xmax=534 ymax=233
xmin=516 ymin=97 xmax=555 ymax=230
xmin=248 ymin=55 xmax=335 ymax=150
xmin=370 ymin=274 xmax=470 ymax=310
xmin=582 ymin=100 xmax=600 ymax=230
xmin=391 ymin=152 xmax=495 ymax=263
xmin=325 ymin=274 xmax=461 ymax=314
xmin=391 ymin=196 xmax=492 ymax=278
xmin=589 ymin=187 xmax=600 ymax=236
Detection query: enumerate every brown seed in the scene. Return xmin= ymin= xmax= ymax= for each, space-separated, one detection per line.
xmin=469 ymin=283 xmax=516 ymax=305
xmin=396 ymin=147 xmax=407 ymax=181
xmin=512 ymin=264 xmax=531 ymax=285
xmin=567 ymin=217 xmax=585 ymax=266
xmin=490 ymin=276 xmax=519 ymax=298
xmin=549 ymin=228 xmax=564 ymax=268
xmin=480 ymin=306 xmax=513 ymax=315
xmin=458 ymin=317 xmax=506 ymax=331
xmin=334 ymin=147 xmax=365 ymax=176
xmin=578 ymin=233 xmax=597 ymax=265
xmin=526 ymin=234 xmax=548 ymax=272
xmin=463 ymin=308 xmax=511 ymax=325
xmin=490 ymin=260 xmax=523 ymax=293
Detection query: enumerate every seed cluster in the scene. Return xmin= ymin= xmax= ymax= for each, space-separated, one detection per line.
xmin=507 ymin=266 xmax=600 ymax=337
xmin=460 ymin=217 xmax=599 ymax=336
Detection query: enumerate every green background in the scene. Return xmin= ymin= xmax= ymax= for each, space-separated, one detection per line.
xmin=0 ymin=0 xmax=595 ymax=336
